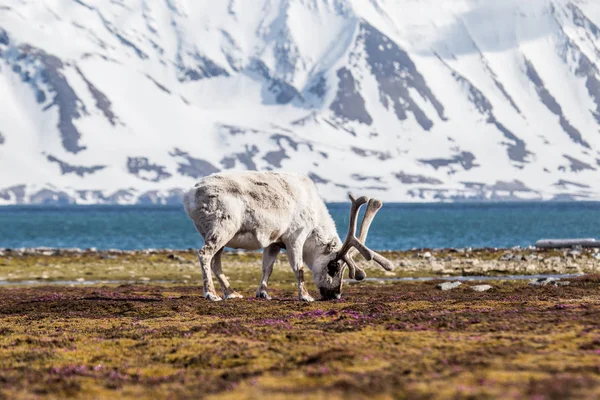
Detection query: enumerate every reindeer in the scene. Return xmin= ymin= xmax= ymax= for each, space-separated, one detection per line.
xmin=183 ymin=171 xmax=393 ymax=301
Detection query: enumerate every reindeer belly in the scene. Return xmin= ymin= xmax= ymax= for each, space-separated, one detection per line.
xmin=226 ymin=231 xmax=274 ymax=250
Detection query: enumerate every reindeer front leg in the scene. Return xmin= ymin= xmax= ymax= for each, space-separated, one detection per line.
xmin=286 ymin=244 xmax=314 ymax=302
xmin=256 ymin=244 xmax=280 ymax=300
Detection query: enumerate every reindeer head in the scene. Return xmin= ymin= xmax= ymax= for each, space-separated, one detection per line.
xmin=315 ymin=194 xmax=394 ymax=300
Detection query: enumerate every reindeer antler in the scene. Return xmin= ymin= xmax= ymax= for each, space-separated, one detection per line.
xmin=336 ymin=194 xmax=368 ymax=280
xmin=336 ymin=194 xmax=394 ymax=274
xmin=345 ymin=198 xmax=384 ymax=280
xmin=337 ymin=194 xmax=369 ymax=260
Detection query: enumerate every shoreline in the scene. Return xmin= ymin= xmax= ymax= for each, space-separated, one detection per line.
xmin=1 ymin=246 xmax=599 ymax=284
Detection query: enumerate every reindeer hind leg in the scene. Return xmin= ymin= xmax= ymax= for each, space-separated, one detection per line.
xmin=212 ymin=247 xmax=243 ymax=299
xmin=195 ymin=224 xmax=233 ymax=302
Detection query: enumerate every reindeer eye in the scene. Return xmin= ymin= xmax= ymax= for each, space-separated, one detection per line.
xmin=327 ymin=260 xmax=339 ymax=278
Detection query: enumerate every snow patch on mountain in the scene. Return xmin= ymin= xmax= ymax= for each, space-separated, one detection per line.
xmin=1 ymin=0 xmax=600 ymax=204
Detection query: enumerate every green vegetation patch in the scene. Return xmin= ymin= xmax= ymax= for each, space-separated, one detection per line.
xmin=0 ymin=276 xmax=599 ymax=399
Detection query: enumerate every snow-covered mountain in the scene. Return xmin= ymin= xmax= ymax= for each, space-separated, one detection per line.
xmin=2 ymin=0 xmax=600 ymax=204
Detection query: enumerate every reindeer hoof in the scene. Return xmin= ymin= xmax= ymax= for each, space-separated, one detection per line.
xmin=204 ymin=292 xmax=222 ymax=302
xmin=225 ymin=291 xmax=244 ymax=300
xmin=299 ymin=294 xmax=315 ymax=302
xmin=256 ymin=291 xmax=272 ymax=300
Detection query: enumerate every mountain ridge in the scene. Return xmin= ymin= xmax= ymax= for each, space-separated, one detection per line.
xmin=1 ymin=0 xmax=600 ymax=204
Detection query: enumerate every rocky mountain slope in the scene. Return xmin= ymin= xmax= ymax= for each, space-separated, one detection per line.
xmin=2 ymin=0 xmax=600 ymax=204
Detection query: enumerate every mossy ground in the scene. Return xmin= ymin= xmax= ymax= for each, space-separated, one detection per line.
xmin=0 ymin=251 xmax=599 ymax=399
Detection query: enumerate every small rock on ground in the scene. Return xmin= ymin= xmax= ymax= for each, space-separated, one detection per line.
xmin=529 ymin=277 xmax=569 ymax=287
xmin=437 ymin=281 xmax=462 ymax=291
xmin=471 ymin=284 xmax=493 ymax=292
xmin=167 ymin=254 xmax=190 ymax=263
xmin=566 ymin=250 xmax=582 ymax=258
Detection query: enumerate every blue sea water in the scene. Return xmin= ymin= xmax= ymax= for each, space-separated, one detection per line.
xmin=0 ymin=202 xmax=599 ymax=250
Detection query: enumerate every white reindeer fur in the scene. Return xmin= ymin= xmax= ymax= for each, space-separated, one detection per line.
xmin=184 ymin=171 xmax=346 ymax=301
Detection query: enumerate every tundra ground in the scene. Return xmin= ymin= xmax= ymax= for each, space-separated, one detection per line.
xmin=0 ymin=249 xmax=599 ymax=399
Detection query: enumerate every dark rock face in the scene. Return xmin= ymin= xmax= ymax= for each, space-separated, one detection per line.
xmin=461 ymin=181 xmax=486 ymax=190
xmin=220 ymin=145 xmax=259 ymax=170
xmin=75 ymin=190 xmax=111 ymax=203
xmin=145 ymin=74 xmax=171 ymax=94
xmin=269 ymin=79 xmax=301 ymax=104
xmin=220 ymin=156 xmax=236 ymax=169
xmin=47 ymin=155 xmax=106 ymax=177
xmin=75 ymin=189 xmax=136 ymax=204
xmin=407 ymin=180 xmax=540 ymax=201
xmin=137 ymin=189 xmax=184 ymax=205
xmin=489 ymin=72 xmax=521 ymax=116
xmin=262 ymin=147 xmax=289 ymax=168
xmin=36 ymin=90 xmax=46 ymax=103
xmin=351 ymin=174 xmax=383 ymax=182
xmin=489 ymin=180 xmax=534 ymax=193
xmin=95 ymin=8 xmax=148 ymax=59
xmin=0 ymin=131 xmax=4 ymax=145
xmin=179 ymin=54 xmax=229 ymax=82
xmin=525 ymin=59 xmax=590 ymax=148
xmin=29 ymin=189 xmax=74 ymax=205
xmin=170 ymin=148 xmax=220 ymax=179
xmin=440 ymin=56 xmax=531 ymax=163
xmin=5 ymin=45 xmax=88 ymax=154
xmin=363 ymin=185 xmax=388 ymax=191
xmin=218 ymin=124 xmax=256 ymax=136
xmin=330 ymin=68 xmax=372 ymax=125
xmin=236 ymin=145 xmax=260 ymax=170
xmin=248 ymin=59 xmax=303 ymax=105
xmin=0 ymin=28 xmax=8 ymax=45
xmin=308 ymin=172 xmax=329 ymax=184
xmin=263 ymin=134 xmax=313 ymax=168
xmin=565 ymin=4 xmax=600 ymax=124
xmin=164 ymin=0 xmax=228 ymax=82
xmin=459 ymin=35 xmax=522 ymax=116
xmin=351 ymin=146 xmax=392 ymax=161
xmin=2 ymin=34 xmax=120 ymax=154
xmin=553 ymin=180 xmax=591 ymax=189
xmin=561 ymin=155 xmax=596 ymax=172
xmin=569 ymin=3 xmax=600 ymax=37
xmin=127 ymin=157 xmax=172 ymax=182
xmin=395 ymin=172 xmax=442 ymax=185
xmin=481 ymin=180 xmax=538 ymax=200
xmin=419 ymin=152 xmax=478 ymax=171
xmin=307 ymin=75 xmax=327 ymax=98
xmin=0 ymin=185 xmax=25 ymax=203
xmin=105 ymin=189 xmax=136 ymax=203
xmin=290 ymin=113 xmax=318 ymax=127
xmin=76 ymin=67 xmax=118 ymax=125
xmin=37 ymin=50 xmax=88 ymax=154
xmin=360 ymin=22 xmax=445 ymax=130
xmin=491 ymin=119 xmax=530 ymax=164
